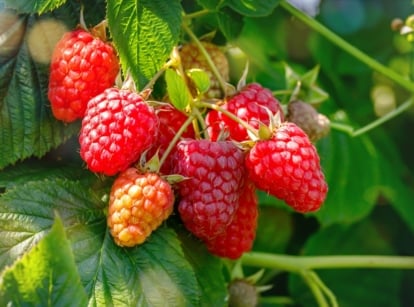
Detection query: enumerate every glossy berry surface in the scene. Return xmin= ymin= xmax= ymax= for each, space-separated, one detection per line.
xmin=205 ymin=180 xmax=258 ymax=259
xmin=48 ymin=28 xmax=119 ymax=122
xmin=79 ymin=88 xmax=158 ymax=176
xmin=107 ymin=168 xmax=174 ymax=247
xmin=173 ymin=139 xmax=245 ymax=240
xmin=206 ymin=83 xmax=284 ymax=142
xmin=245 ymin=122 xmax=327 ymax=212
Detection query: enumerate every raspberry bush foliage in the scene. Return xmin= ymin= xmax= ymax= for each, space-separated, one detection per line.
xmin=1 ymin=0 xmax=414 ymax=306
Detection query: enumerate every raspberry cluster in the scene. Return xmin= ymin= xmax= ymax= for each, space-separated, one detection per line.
xmin=48 ymin=32 xmax=329 ymax=258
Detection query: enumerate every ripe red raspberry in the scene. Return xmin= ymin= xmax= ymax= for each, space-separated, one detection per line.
xmin=245 ymin=122 xmax=327 ymax=212
xmin=206 ymin=83 xmax=284 ymax=142
xmin=173 ymin=139 xmax=245 ymax=240
xmin=205 ymin=180 xmax=258 ymax=259
xmin=79 ymin=88 xmax=158 ymax=176
xmin=107 ymin=168 xmax=174 ymax=247
xmin=48 ymin=28 xmax=119 ymax=122
xmin=147 ymin=104 xmax=195 ymax=174
xmin=179 ymin=41 xmax=229 ymax=98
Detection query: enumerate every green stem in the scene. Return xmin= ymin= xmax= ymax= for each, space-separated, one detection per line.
xmin=352 ymin=97 xmax=414 ymax=136
xmin=279 ymin=0 xmax=414 ymax=93
xmin=183 ymin=9 xmax=211 ymax=20
xmin=158 ymin=114 xmax=196 ymax=171
xmin=308 ymin=271 xmax=338 ymax=307
xmin=182 ymin=23 xmax=228 ymax=96
xmin=301 ymin=271 xmax=330 ymax=307
xmin=329 ymin=122 xmax=354 ymax=136
xmin=242 ymin=252 xmax=414 ymax=271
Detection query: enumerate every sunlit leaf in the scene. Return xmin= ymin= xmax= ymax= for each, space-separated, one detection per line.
xmin=0 ymin=216 xmax=87 ymax=306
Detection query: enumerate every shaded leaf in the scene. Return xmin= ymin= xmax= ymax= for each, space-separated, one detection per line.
xmin=217 ymin=8 xmax=244 ymax=41
xmin=0 ymin=5 xmax=81 ymax=170
xmin=196 ymin=0 xmax=221 ymax=10
xmin=0 ymin=215 xmax=87 ymax=306
xmin=221 ymin=0 xmax=281 ymax=17
xmin=0 ymin=160 xmax=94 ymax=191
xmin=289 ymin=219 xmax=402 ymax=307
xmin=176 ymin=225 xmax=227 ymax=307
xmin=313 ymin=130 xmax=380 ymax=225
xmin=106 ymin=0 xmax=182 ymax=89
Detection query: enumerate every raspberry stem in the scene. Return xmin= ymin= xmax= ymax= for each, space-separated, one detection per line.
xmin=182 ymin=23 xmax=228 ymax=96
xmin=183 ymin=9 xmax=211 ymax=20
xmin=300 ymin=271 xmax=332 ymax=307
xmin=242 ymin=252 xmax=414 ymax=271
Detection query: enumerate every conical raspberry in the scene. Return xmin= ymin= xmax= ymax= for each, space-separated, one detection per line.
xmin=173 ymin=139 xmax=245 ymax=240
xmin=79 ymin=88 xmax=158 ymax=176
xmin=48 ymin=28 xmax=119 ymax=122
xmin=245 ymin=122 xmax=327 ymax=212
xmin=107 ymin=168 xmax=174 ymax=247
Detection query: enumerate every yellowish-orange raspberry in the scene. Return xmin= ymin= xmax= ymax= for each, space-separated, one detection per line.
xmin=107 ymin=168 xmax=174 ymax=247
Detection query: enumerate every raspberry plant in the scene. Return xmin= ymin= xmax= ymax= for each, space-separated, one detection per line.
xmin=1 ymin=0 xmax=414 ymax=306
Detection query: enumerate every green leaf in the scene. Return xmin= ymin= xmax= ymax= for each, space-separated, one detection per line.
xmin=4 ymin=0 xmax=67 ymax=14
xmin=0 ymin=215 xmax=87 ymax=306
xmin=165 ymin=68 xmax=193 ymax=111
xmin=0 ymin=6 xmax=80 ymax=170
xmin=88 ymin=228 xmax=200 ymax=307
xmin=187 ymin=68 xmax=211 ymax=94
xmin=106 ymin=0 xmax=182 ymax=89
xmin=221 ymin=0 xmax=281 ymax=17
xmin=0 ymin=178 xmax=106 ymax=269
xmin=313 ymin=130 xmax=381 ymax=225
xmin=289 ymin=219 xmax=402 ymax=307
xmin=176 ymin=225 xmax=227 ymax=307
xmin=0 ymin=178 xmax=201 ymax=305
xmin=217 ymin=8 xmax=244 ymax=40
xmin=195 ymin=0 xmax=221 ymax=10
xmin=0 ymin=160 xmax=95 ymax=191
xmin=253 ymin=206 xmax=293 ymax=254
xmin=371 ymin=131 xmax=414 ymax=233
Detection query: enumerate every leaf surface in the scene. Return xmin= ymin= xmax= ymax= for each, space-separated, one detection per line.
xmin=0 ymin=216 xmax=87 ymax=306
xmin=106 ymin=0 xmax=182 ymax=89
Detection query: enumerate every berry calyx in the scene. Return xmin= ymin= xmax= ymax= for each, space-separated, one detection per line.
xmin=245 ymin=122 xmax=327 ymax=212
xmin=79 ymin=88 xmax=159 ymax=176
xmin=107 ymin=168 xmax=174 ymax=247
xmin=48 ymin=28 xmax=119 ymax=122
